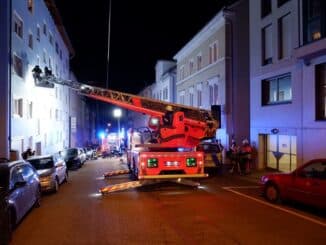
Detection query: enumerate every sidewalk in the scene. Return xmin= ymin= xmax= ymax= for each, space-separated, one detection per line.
xmin=222 ymin=164 xmax=280 ymax=184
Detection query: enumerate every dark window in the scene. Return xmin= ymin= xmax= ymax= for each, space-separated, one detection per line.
xmin=262 ymin=24 xmax=273 ymax=65
xmin=43 ymin=23 xmax=47 ymax=36
xmin=13 ymin=14 xmax=23 ymax=38
xmin=316 ymin=63 xmax=326 ymax=120
xmin=303 ymin=0 xmax=326 ymax=44
xmin=261 ymin=0 xmax=272 ymax=18
xmin=277 ymin=0 xmax=289 ymax=7
xmin=262 ymin=73 xmax=292 ymax=105
xmin=36 ymin=25 xmax=40 ymax=41
xmin=13 ymin=54 xmax=23 ymax=77
xmin=28 ymin=33 xmax=33 ymax=49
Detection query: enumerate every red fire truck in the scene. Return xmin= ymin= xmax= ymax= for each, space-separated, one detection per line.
xmin=33 ymin=71 xmax=220 ymax=190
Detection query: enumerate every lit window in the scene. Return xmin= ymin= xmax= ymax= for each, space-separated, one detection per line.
xmin=27 ymin=0 xmax=34 ymax=13
xmin=262 ymin=73 xmax=292 ymax=105
xmin=13 ymin=54 xmax=23 ymax=77
xmin=316 ymin=63 xmax=326 ymax=120
xmin=303 ymin=0 xmax=325 ymax=44
xmin=13 ymin=13 xmax=23 ymax=38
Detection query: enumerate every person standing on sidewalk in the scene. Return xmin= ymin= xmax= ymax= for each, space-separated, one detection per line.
xmin=216 ymin=139 xmax=224 ymax=165
xmin=228 ymin=139 xmax=240 ymax=174
xmin=239 ymin=139 xmax=253 ymax=175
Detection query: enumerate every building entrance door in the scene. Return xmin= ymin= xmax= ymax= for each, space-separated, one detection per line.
xmin=266 ymin=134 xmax=297 ymax=172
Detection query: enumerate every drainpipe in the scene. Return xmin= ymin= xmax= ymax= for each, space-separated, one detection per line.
xmin=223 ymin=7 xmax=235 ymax=145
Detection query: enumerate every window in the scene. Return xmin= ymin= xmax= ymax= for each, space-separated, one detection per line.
xmin=209 ymin=42 xmax=218 ymax=64
xmin=277 ymin=0 xmax=289 ymax=7
xmin=179 ymin=91 xmax=185 ymax=104
xmin=316 ymin=63 xmax=326 ymax=120
xmin=261 ymin=0 xmax=272 ymax=18
xmin=13 ymin=13 xmax=23 ymax=38
xmin=197 ymin=54 xmax=202 ymax=70
xmin=197 ymin=89 xmax=202 ymax=107
xmin=262 ymin=73 xmax=292 ymax=105
xmin=278 ymin=13 xmax=291 ymax=59
xmin=43 ymin=50 xmax=47 ymax=64
xmin=303 ymin=0 xmax=326 ymax=44
xmin=262 ymin=24 xmax=273 ymax=65
xmin=189 ymin=87 xmax=194 ymax=106
xmin=180 ymin=66 xmax=185 ymax=80
xmin=27 ymin=101 xmax=33 ymax=119
xmin=27 ymin=0 xmax=34 ymax=13
xmin=28 ymin=32 xmax=33 ymax=49
xmin=209 ymin=85 xmax=214 ymax=105
xmin=13 ymin=54 xmax=23 ymax=77
xmin=55 ymin=42 xmax=59 ymax=54
xmin=49 ymin=32 xmax=53 ymax=45
xmin=14 ymin=98 xmax=23 ymax=117
xmin=214 ymin=84 xmax=219 ymax=104
xmin=36 ymin=25 xmax=40 ymax=41
xmin=189 ymin=60 xmax=194 ymax=74
xmin=43 ymin=22 xmax=47 ymax=36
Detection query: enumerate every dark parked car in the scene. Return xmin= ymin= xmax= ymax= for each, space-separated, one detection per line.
xmin=261 ymin=159 xmax=326 ymax=209
xmin=61 ymin=148 xmax=84 ymax=169
xmin=0 ymin=160 xmax=41 ymax=242
xmin=27 ymin=154 xmax=68 ymax=193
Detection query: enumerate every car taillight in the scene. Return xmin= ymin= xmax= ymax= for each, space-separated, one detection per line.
xmin=147 ymin=158 xmax=158 ymax=168
xmin=186 ymin=157 xmax=197 ymax=167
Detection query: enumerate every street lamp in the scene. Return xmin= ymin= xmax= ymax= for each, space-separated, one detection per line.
xmin=113 ymin=108 xmax=122 ymax=151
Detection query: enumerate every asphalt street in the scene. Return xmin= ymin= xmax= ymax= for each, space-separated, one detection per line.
xmin=10 ymin=157 xmax=326 ymax=245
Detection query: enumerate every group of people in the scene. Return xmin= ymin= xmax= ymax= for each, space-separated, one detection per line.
xmin=227 ymin=139 xmax=253 ymax=175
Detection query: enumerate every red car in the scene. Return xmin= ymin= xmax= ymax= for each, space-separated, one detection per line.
xmin=261 ymin=159 xmax=326 ymax=209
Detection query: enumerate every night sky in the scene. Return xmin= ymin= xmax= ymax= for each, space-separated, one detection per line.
xmin=55 ymin=0 xmax=235 ymax=94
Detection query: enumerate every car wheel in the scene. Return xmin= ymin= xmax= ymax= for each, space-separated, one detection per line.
xmin=53 ymin=178 xmax=59 ymax=193
xmin=264 ymin=183 xmax=280 ymax=203
xmin=64 ymin=171 xmax=68 ymax=183
xmin=34 ymin=187 xmax=41 ymax=208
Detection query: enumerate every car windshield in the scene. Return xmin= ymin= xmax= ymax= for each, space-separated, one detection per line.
xmin=29 ymin=157 xmax=54 ymax=170
xmin=0 ymin=168 xmax=9 ymax=189
xmin=62 ymin=149 xmax=77 ymax=157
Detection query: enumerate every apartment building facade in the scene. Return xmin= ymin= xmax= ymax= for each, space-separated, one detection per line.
xmin=250 ymin=0 xmax=326 ymax=171
xmin=174 ymin=0 xmax=250 ymax=148
xmin=0 ymin=0 xmax=90 ymax=159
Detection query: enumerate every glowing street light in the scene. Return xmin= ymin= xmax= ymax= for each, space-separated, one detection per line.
xmin=113 ymin=108 xmax=122 ymax=150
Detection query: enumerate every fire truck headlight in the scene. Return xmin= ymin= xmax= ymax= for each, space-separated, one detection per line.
xmin=186 ymin=158 xmax=197 ymax=167
xmin=147 ymin=158 xmax=158 ymax=168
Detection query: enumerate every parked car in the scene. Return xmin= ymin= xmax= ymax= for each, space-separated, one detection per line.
xmin=27 ymin=154 xmax=68 ymax=193
xmin=84 ymin=147 xmax=96 ymax=160
xmin=60 ymin=148 xmax=83 ymax=169
xmin=0 ymin=160 xmax=41 ymax=241
xmin=78 ymin=148 xmax=87 ymax=164
xmin=261 ymin=159 xmax=326 ymax=209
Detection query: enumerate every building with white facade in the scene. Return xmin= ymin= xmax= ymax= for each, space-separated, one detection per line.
xmin=152 ymin=60 xmax=176 ymax=102
xmin=0 ymin=0 xmax=90 ymax=160
xmin=174 ymin=0 xmax=250 ymax=148
xmin=250 ymin=0 xmax=326 ymax=171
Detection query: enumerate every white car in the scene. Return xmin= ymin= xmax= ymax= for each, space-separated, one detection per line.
xmin=27 ymin=154 xmax=68 ymax=193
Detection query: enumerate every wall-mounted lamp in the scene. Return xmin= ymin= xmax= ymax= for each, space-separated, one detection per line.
xmin=271 ymin=128 xmax=279 ymax=134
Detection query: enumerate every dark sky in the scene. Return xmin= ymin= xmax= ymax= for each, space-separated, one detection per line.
xmin=55 ymin=0 xmax=234 ymax=94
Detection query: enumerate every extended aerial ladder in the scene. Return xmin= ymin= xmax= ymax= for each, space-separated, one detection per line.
xmin=33 ymin=67 xmax=220 ymax=194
